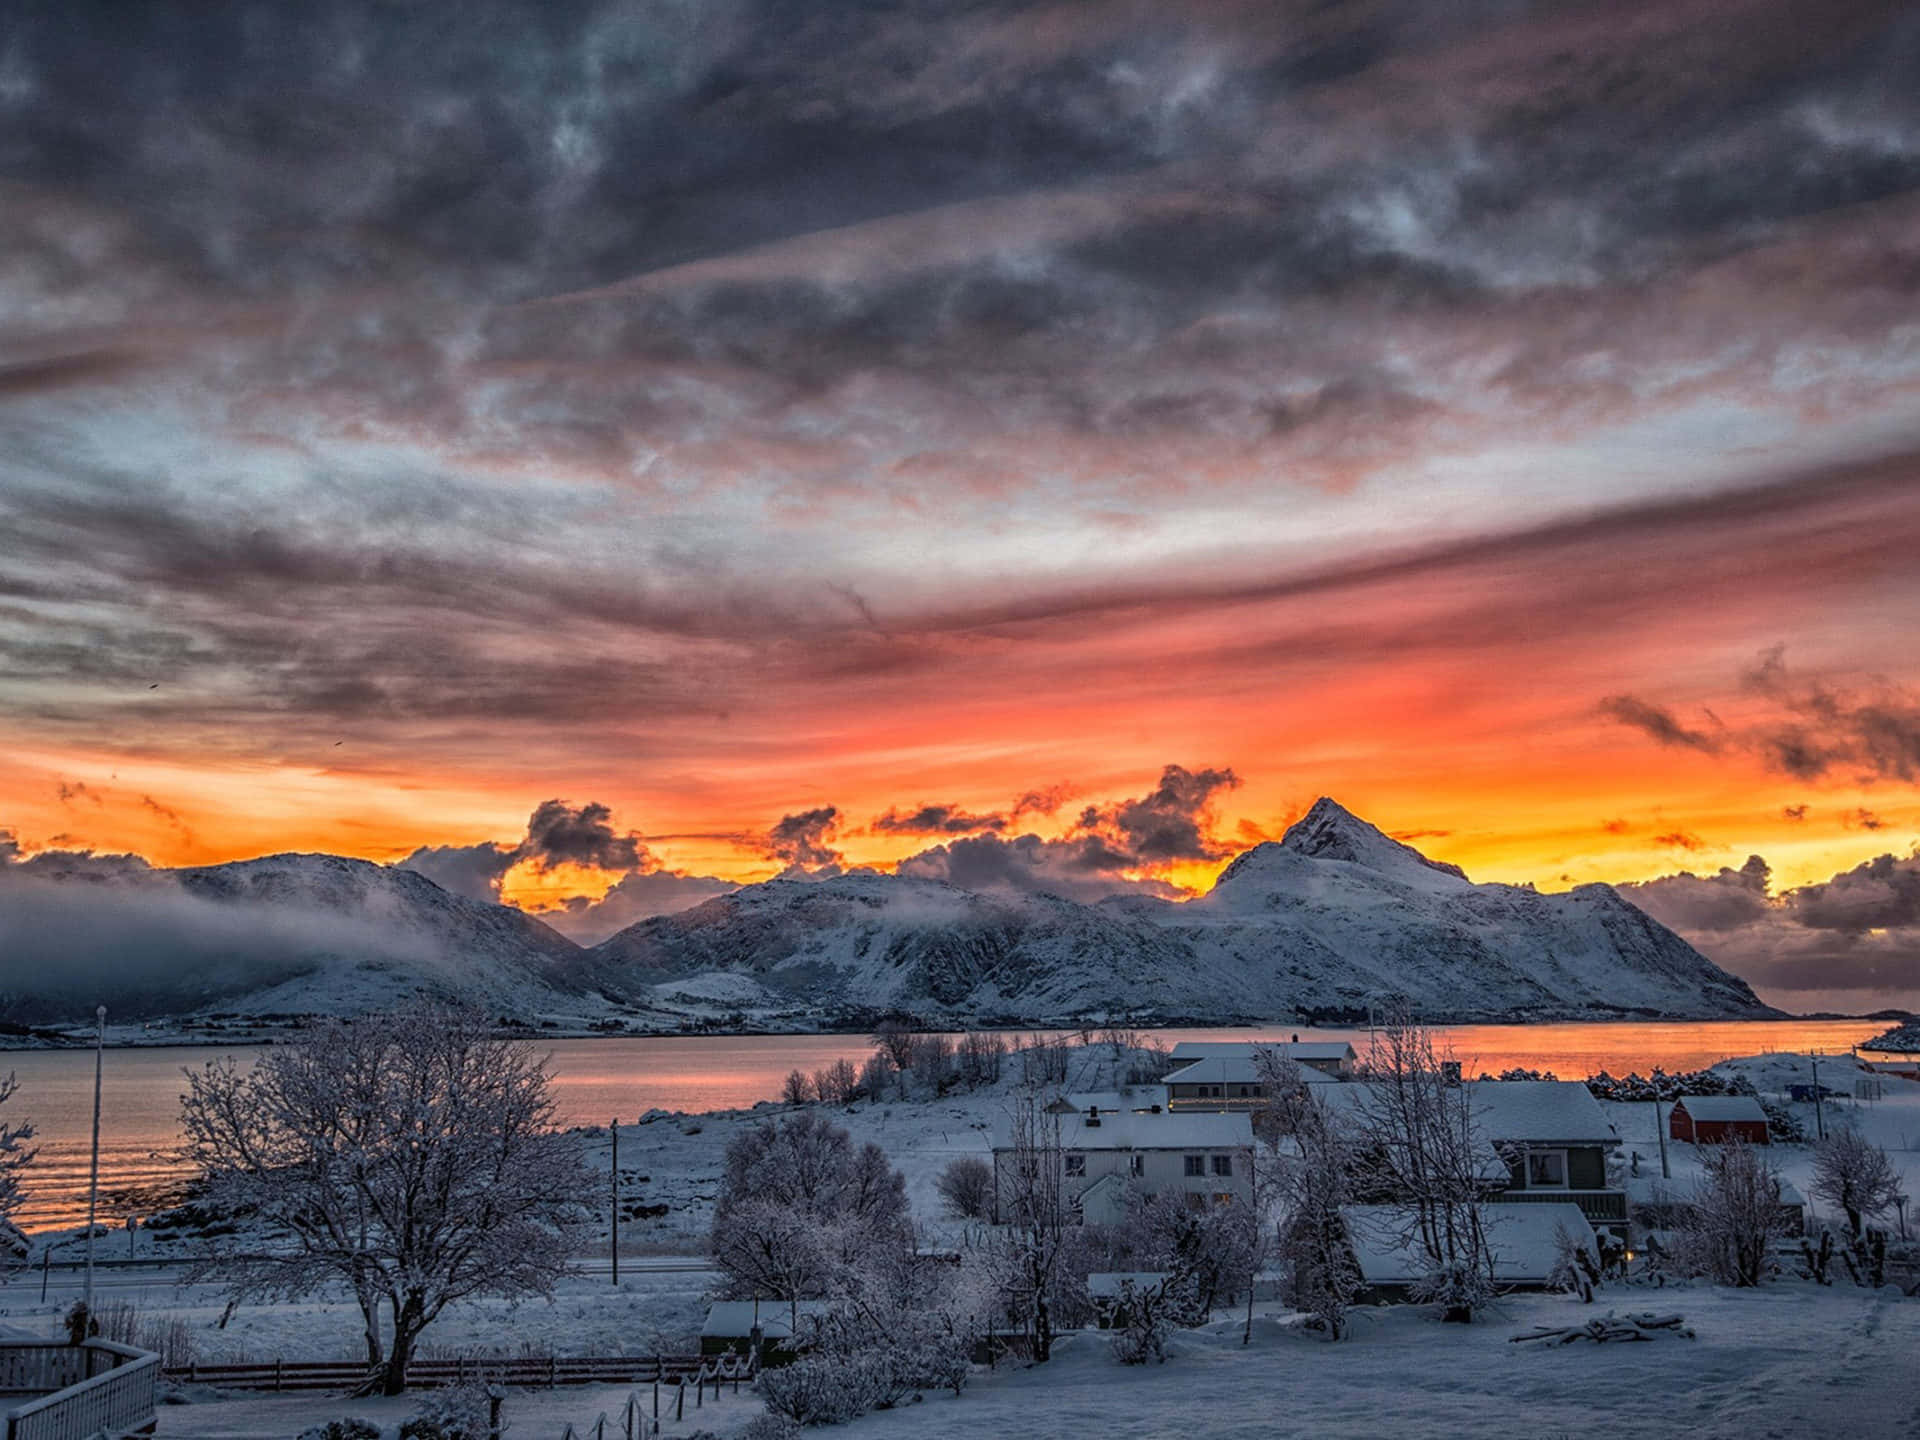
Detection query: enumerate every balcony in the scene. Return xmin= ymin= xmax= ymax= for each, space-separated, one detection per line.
xmin=1493 ymin=1188 xmax=1628 ymax=1223
xmin=1 ymin=1340 xmax=159 ymax=1440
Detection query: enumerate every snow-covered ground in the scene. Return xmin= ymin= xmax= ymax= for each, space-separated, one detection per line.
xmin=150 ymin=1285 xmax=1920 ymax=1439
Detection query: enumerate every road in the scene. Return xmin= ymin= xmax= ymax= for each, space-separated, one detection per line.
xmin=24 ymin=1253 xmax=718 ymax=1299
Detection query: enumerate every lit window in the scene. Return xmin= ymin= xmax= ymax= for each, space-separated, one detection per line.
xmin=1065 ymin=1154 xmax=1085 ymax=1177
xmin=1213 ymin=1193 xmax=1234 ymax=1207
xmin=1211 ymin=1155 xmax=1233 ymax=1177
xmin=1184 ymin=1154 xmax=1206 ymax=1177
xmin=1526 ymin=1151 xmax=1567 ymax=1187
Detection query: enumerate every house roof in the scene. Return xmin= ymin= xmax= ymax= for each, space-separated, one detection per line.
xmin=1169 ymin=1040 xmax=1357 ymax=1063
xmin=701 ymin=1301 xmax=830 ymax=1339
xmin=1054 ymin=1086 xmax=1170 ymax=1112
xmin=1344 ymin=1203 xmax=1596 ymax=1285
xmin=1087 ymin=1272 xmax=1171 ymax=1298
xmin=993 ymin=1107 xmax=1254 ymax=1152
xmin=1673 ymin=1095 xmax=1769 ymax=1123
xmin=1315 ymin=1079 xmax=1618 ymax=1145
xmin=1162 ymin=1056 xmax=1339 ymax=1086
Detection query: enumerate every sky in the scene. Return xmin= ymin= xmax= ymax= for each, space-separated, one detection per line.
xmin=1 ymin=1 xmax=1918 ymax=1011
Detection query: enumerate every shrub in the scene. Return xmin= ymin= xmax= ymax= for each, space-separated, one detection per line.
xmin=740 ymin=1416 xmax=803 ymax=1440
xmin=935 ymin=1156 xmax=994 ymax=1219
xmin=297 ymin=1421 xmax=380 ymax=1440
xmin=756 ymin=1351 xmax=888 ymax=1425
xmin=399 ymin=1382 xmax=495 ymax=1440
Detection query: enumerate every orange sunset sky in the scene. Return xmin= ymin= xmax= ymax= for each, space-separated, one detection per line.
xmin=2 ymin=0 xmax=1918 ymax=1010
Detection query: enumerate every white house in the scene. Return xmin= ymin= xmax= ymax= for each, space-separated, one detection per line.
xmin=1162 ymin=1040 xmax=1355 ymax=1110
xmin=990 ymin=1107 xmax=1255 ymax=1225
xmin=1344 ymin=1201 xmax=1597 ymax=1295
xmin=1044 ymin=1085 xmax=1169 ymax=1116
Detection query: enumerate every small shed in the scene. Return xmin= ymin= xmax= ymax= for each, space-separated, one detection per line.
xmin=700 ymin=1300 xmax=829 ymax=1357
xmin=1669 ymin=1095 xmax=1769 ymax=1145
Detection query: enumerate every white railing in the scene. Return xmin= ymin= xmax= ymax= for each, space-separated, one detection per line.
xmin=2 ymin=1341 xmax=159 ymax=1440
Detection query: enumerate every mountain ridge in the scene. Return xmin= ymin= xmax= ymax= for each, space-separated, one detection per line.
xmin=0 ymin=803 xmax=1779 ymax=1027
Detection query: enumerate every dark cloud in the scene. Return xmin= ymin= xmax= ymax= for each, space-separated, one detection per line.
xmin=1782 ymin=804 xmax=1809 ymax=822
xmin=398 ymin=841 xmax=521 ymax=904
xmin=871 ymin=804 xmax=1008 ymax=836
xmin=57 ymin=781 xmax=102 ymax=806
xmin=521 ymin=799 xmax=645 ymax=872
xmin=1742 ymin=646 xmax=1920 ymax=782
xmin=1012 ymin=785 xmax=1076 ymax=819
xmin=1654 ymin=830 xmax=1708 ymax=852
xmin=1848 ymin=807 xmax=1886 ymax=831
xmin=1623 ymin=849 xmax=1920 ymax=1004
xmin=766 ymin=807 xmax=842 ymax=868
xmin=1103 ymin=764 xmax=1241 ymax=863
xmin=895 ymin=832 xmax=1183 ymax=905
xmin=1599 ymin=695 xmax=1721 ymax=752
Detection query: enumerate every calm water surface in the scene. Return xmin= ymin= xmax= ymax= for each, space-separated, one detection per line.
xmin=0 ymin=1019 xmax=1890 ymax=1231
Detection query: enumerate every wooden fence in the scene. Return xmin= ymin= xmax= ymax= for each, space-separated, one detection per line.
xmin=3 ymin=1341 xmax=159 ymax=1440
xmin=163 ymin=1351 xmax=753 ymax=1395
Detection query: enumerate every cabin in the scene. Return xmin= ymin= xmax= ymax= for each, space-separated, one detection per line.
xmin=1343 ymin=1202 xmax=1597 ymax=1301
xmin=0 ymin=1338 xmax=159 ymax=1439
xmin=1162 ymin=1041 xmax=1354 ymax=1111
xmin=990 ymin=1108 xmax=1255 ymax=1224
xmin=1669 ymin=1095 xmax=1770 ymax=1146
xmin=700 ymin=1300 xmax=830 ymax=1358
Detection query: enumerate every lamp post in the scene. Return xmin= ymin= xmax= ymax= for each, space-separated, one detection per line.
xmin=83 ymin=1004 xmax=106 ymax=1322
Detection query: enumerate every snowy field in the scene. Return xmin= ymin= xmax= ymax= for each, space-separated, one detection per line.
xmin=148 ymin=1285 xmax=1920 ymax=1440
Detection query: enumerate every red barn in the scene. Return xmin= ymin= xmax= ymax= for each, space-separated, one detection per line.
xmin=1669 ymin=1095 xmax=1770 ymax=1145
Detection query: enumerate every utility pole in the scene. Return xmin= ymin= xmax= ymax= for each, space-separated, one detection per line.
xmin=610 ymin=1118 xmax=620 ymax=1287
xmin=1655 ymin=1097 xmax=1670 ymax=1180
xmin=84 ymin=1004 xmax=106 ymax=1321
xmin=1811 ymin=1051 xmax=1825 ymax=1141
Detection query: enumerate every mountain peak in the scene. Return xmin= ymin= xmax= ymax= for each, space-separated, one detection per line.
xmin=1276 ymin=797 xmax=1469 ymax=882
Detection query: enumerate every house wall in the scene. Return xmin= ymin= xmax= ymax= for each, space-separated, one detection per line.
xmin=992 ymin=1144 xmax=1252 ymax=1221
xmin=1503 ymin=1144 xmax=1609 ymax=1191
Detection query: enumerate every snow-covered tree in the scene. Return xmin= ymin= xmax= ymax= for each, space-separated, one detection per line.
xmin=987 ymin=1091 xmax=1071 ymax=1360
xmin=871 ymin=1021 xmax=918 ymax=1074
xmin=781 ymin=1069 xmax=813 ymax=1106
xmin=1676 ymin=1140 xmax=1785 ymax=1287
xmin=710 ymin=1110 xmax=911 ymax=1322
xmin=179 ymin=1006 xmax=586 ymax=1395
xmin=1349 ymin=1015 xmax=1493 ymax=1321
xmin=1257 ymin=1056 xmax=1359 ymax=1338
xmin=1811 ymin=1126 xmax=1902 ymax=1240
xmin=0 ymin=1073 xmax=34 ymax=1272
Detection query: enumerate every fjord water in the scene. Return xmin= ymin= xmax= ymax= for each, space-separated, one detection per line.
xmin=2 ymin=1019 xmax=1892 ymax=1232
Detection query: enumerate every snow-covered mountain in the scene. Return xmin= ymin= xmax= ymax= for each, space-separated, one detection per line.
xmin=0 ymin=801 xmax=1776 ymax=1028
xmin=0 ymin=852 xmax=582 ymax=1024
xmin=581 ymin=800 xmax=1774 ymax=1023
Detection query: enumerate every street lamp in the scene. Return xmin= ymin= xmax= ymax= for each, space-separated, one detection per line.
xmin=83 ymin=1005 xmax=105 ymax=1322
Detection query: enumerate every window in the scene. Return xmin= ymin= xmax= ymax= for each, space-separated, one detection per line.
xmin=1064 ymin=1153 xmax=1085 ymax=1177
xmin=1213 ymin=1193 xmax=1234 ymax=1207
xmin=1526 ymin=1150 xmax=1568 ymax=1188
xmin=1184 ymin=1154 xmax=1206 ymax=1177
xmin=1211 ymin=1154 xmax=1233 ymax=1178
xmin=1129 ymin=1154 xmax=1145 ymax=1177
xmin=1185 ymin=1193 xmax=1208 ymax=1213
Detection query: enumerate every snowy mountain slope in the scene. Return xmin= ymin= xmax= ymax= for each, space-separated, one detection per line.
xmin=0 ymin=853 xmax=585 ymax=1023
xmin=582 ymin=800 xmax=1776 ymax=1023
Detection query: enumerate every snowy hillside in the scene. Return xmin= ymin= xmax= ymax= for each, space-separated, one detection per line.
xmin=0 ymin=853 xmax=584 ymax=1024
xmin=582 ymin=800 xmax=1774 ymax=1024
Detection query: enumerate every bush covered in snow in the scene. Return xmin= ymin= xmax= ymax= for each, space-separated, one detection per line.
xmin=756 ymin=1351 xmax=892 ymax=1425
xmin=739 ymin=1417 xmax=802 ymax=1440
xmin=1585 ymin=1068 xmax=1758 ymax=1103
xmin=297 ymin=1421 xmax=380 ymax=1440
xmin=399 ymin=1382 xmax=496 ymax=1440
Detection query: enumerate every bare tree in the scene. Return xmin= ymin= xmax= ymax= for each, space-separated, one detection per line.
xmin=858 ymin=1053 xmax=893 ymax=1102
xmin=1255 ymin=1056 xmax=1358 ymax=1339
xmin=1811 ymin=1126 xmax=1903 ymax=1240
xmin=956 ymin=1032 xmax=1006 ymax=1089
xmin=710 ymin=1111 xmax=911 ymax=1324
xmin=814 ymin=1057 xmax=861 ymax=1106
xmin=909 ymin=1033 xmax=955 ymax=1094
xmin=871 ymin=1020 xmax=918 ymax=1074
xmin=989 ymin=1091 xmax=1070 ymax=1360
xmin=936 ymin=1156 xmax=994 ymax=1219
xmin=179 ymin=1007 xmax=586 ymax=1394
xmin=783 ymin=1069 xmax=814 ymax=1106
xmin=0 ymin=1074 xmax=34 ymax=1272
xmin=1676 ymin=1140 xmax=1785 ymax=1287
xmin=1350 ymin=1015 xmax=1492 ymax=1321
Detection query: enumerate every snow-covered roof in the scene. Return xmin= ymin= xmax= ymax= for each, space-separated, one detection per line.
xmin=1672 ymin=1095 xmax=1768 ymax=1123
xmin=1468 ymin=1081 xmax=1618 ymax=1143
xmin=1315 ymin=1080 xmax=1616 ymax=1144
xmin=1056 ymin=1087 xmax=1170 ymax=1112
xmin=1163 ymin=1056 xmax=1338 ymax=1086
xmin=701 ymin=1300 xmax=830 ymax=1339
xmin=993 ymin=1108 xmax=1254 ymax=1152
xmin=1087 ymin=1272 xmax=1170 ymax=1298
xmin=1344 ymin=1203 xmax=1596 ymax=1286
xmin=1169 ymin=1040 xmax=1356 ymax=1063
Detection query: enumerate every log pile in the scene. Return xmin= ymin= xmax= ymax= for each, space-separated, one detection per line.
xmin=1511 ymin=1312 xmax=1694 ymax=1345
